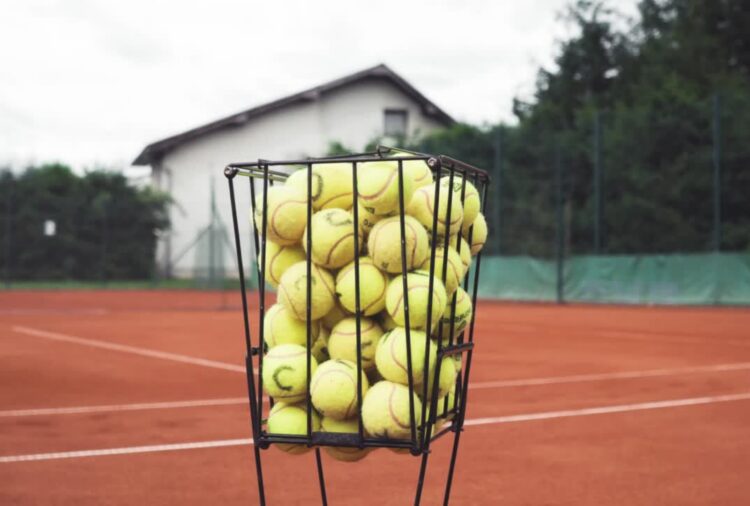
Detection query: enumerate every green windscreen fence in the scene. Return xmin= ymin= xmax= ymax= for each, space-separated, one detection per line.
xmin=478 ymin=253 xmax=750 ymax=305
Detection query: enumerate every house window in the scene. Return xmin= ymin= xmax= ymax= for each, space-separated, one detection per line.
xmin=384 ymin=109 xmax=408 ymax=137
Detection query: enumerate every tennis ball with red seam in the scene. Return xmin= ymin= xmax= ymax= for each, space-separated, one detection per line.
xmin=434 ymin=286 xmax=473 ymax=342
xmin=267 ymin=401 xmax=320 ymax=454
xmin=423 ymin=356 xmax=457 ymax=400
xmin=302 ymin=208 xmax=362 ymax=269
xmin=328 ymin=316 xmax=383 ymax=371
xmin=387 ymin=150 xmax=434 ymax=189
xmin=374 ymin=327 xmax=436 ymax=387
xmin=286 ymin=163 xmax=354 ymax=210
xmin=263 ymin=303 xmax=320 ymax=348
xmin=335 ymin=256 xmax=389 ymax=315
xmin=419 ymin=247 xmax=464 ymax=296
xmin=262 ymin=344 xmax=318 ymax=403
xmin=357 ymin=160 xmax=415 ymax=216
xmin=463 ymin=212 xmax=487 ymax=255
xmin=320 ymin=416 xmax=372 ymax=462
xmin=310 ymin=359 xmax=369 ymax=420
xmin=362 ymin=380 xmax=423 ymax=440
xmin=278 ymin=261 xmax=336 ymax=321
xmin=320 ymin=301 xmax=351 ymax=331
xmin=367 ymin=215 xmax=429 ymax=274
xmin=259 ymin=240 xmax=306 ymax=287
xmin=253 ymin=185 xmax=307 ymax=246
xmin=406 ymin=182 xmax=463 ymax=236
xmin=385 ymin=270 xmax=447 ymax=331
xmin=439 ymin=176 xmax=480 ymax=229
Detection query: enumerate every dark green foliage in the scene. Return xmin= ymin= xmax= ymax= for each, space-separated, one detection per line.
xmin=0 ymin=165 xmax=169 ymax=281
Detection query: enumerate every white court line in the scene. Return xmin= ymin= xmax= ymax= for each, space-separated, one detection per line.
xmin=464 ymin=391 xmax=750 ymax=426
xmin=470 ymin=362 xmax=750 ymax=389
xmin=0 ymin=309 xmax=109 ymax=316
xmin=598 ymin=330 xmax=750 ymax=348
xmin=2 ymin=391 xmax=749 ymax=463
xmin=11 ymin=326 xmax=245 ymax=373
xmin=0 ymin=398 xmax=248 ymax=418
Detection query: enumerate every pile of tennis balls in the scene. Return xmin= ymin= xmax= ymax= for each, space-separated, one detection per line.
xmin=255 ymin=152 xmax=486 ymax=462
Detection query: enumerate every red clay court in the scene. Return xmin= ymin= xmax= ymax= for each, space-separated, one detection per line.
xmin=1 ymin=290 xmax=749 ymax=505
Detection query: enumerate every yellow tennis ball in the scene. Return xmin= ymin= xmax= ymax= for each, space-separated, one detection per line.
xmin=367 ymin=215 xmax=429 ymax=273
xmin=320 ymin=416 xmax=372 ymax=462
xmin=267 ymin=401 xmax=320 ymax=454
xmin=434 ymin=286 xmax=473 ymax=342
xmin=278 ymin=261 xmax=336 ymax=321
xmin=253 ymin=185 xmax=308 ymax=246
xmin=419 ymin=247 xmax=464 ymax=296
xmin=439 ymin=176 xmax=480 ymax=230
xmin=311 ymin=326 xmax=330 ymax=364
xmin=264 ymin=303 xmax=320 ymax=348
xmin=259 ymin=241 xmax=306 ymax=287
xmin=286 ymin=163 xmax=354 ymax=210
xmin=355 ymin=203 xmax=389 ymax=236
xmin=455 ymin=237 xmax=472 ymax=274
xmin=262 ymin=344 xmax=318 ymax=403
xmin=328 ymin=317 xmax=383 ymax=371
xmin=335 ymin=257 xmax=389 ymax=315
xmin=320 ymin=301 xmax=351 ymax=331
xmin=375 ymin=327 xmax=436 ymax=387
xmin=357 ymin=160 xmax=415 ymax=216
xmin=406 ymin=182 xmax=463 ymax=236
xmin=388 ymin=151 xmax=434 ymax=189
xmin=463 ymin=212 xmax=487 ymax=255
xmin=385 ymin=271 xmax=447 ymax=331
xmin=310 ymin=359 xmax=369 ymax=420
xmin=302 ymin=208 xmax=362 ymax=269
xmin=423 ymin=357 xmax=457 ymax=400
xmin=378 ymin=310 xmax=399 ymax=331
xmin=362 ymin=381 xmax=422 ymax=440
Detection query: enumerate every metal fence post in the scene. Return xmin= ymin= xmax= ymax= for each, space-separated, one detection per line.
xmin=3 ymin=174 xmax=11 ymax=288
xmin=493 ymin=128 xmax=503 ymax=254
xmin=593 ymin=109 xmax=603 ymax=254
xmin=555 ymin=142 xmax=565 ymax=304
xmin=712 ymin=93 xmax=722 ymax=252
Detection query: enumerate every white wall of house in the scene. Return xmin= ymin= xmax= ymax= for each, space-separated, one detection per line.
xmin=152 ymin=78 xmax=447 ymax=278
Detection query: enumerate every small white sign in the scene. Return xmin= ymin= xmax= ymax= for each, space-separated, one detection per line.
xmin=44 ymin=220 xmax=56 ymax=237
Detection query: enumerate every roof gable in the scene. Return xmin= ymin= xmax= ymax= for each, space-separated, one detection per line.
xmin=133 ymin=64 xmax=454 ymax=165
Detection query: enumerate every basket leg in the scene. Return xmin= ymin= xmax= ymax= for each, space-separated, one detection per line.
xmin=252 ymin=445 xmax=267 ymax=505
xmin=442 ymin=428 xmax=463 ymax=505
xmin=414 ymin=452 xmax=431 ymax=505
xmin=315 ymin=448 xmax=328 ymax=505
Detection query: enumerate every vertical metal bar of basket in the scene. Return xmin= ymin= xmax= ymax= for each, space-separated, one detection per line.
xmin=351 ymin=160 xmax=365 ymax=445
xmin=225 ymin=168 xmax=266 ymax=505
xmin=396 ymin=158 xmax=418 ymax=453
xmin=257 ymin=163 xmax=269 ymax=422
xmin=415 ymin=161 xmax=454 ymax=506
xmin=306 ymin=162 xmax=328 ymax=506
xmin=442 ymin=171 xmax=488 ymax=506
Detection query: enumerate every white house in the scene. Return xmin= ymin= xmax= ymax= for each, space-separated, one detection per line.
xmin=133 ymin=64 xmax=454 ymax=278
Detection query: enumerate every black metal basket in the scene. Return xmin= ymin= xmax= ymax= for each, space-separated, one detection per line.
xmin=224 ymin=146 xmax=489 ymax=505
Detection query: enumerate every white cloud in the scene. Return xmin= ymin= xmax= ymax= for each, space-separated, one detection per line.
xmin=0 ymin=0 xmax=639 ymax=170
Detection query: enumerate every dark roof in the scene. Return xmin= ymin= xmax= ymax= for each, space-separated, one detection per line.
xmin=133 ymin=64 xmax=455 ymax=166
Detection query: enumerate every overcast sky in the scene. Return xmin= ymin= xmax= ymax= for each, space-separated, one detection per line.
xmin=0 ymin=0 xmax=638 ymax=172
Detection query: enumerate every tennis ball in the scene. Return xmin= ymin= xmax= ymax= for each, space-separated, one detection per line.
xmin=463 ymin=212 xmax=487 ymax=255
xmin=375 ymin=327 xmax=437 ymax=387
xmin=378 ymin=310 xmax=399 ymax=331
xmin=439 ymin=177 xmax=480 ymax=230
xmin=406 ymin=182 xmax=463 ymax=236
xmin=253 ymin=185 xmax=308 ymax=246
xmin=262 ymin=344 xmax=318 ymax=403
xmin=355 ymin=203 xmax=388 ymax=236
xmin=328 ymin=317 xmax=383 ymax=371
xmin=320 ymin=301 xmax=351 ymax=331
xmin=335 ymin=257 xmax=389 ymax=315
xmin=259 ymin=241 xmax=306 ymax=287
xmin=455 ymin=237 xmax=472 ymax=274
xmin=362 ymin=381 xmax=422 ymax=440
xmin=357 ymin=160 xmax=415 ymax=216
xmin=311 ymin=326 xmax=330 ymax=364
xmin=264 ymin=303 xmax=320 ymax=348
xmin=367 ymin=215 xmax=429 ymax=273
xmin=423 ymin=357 xmax=457 ymax=400
xmin=320 ymin=416 xmax=371 ymax=462
xmin=453 ymin=355 xmax=463 ymax=373
xmin=267 ymin=401 xmax=320 ymax=454
xmin=278 ymin=261 xmax=336 ymax=321
xmin=385 ymin=271 xmax=447 ymax=331
xmin=419 ymin=247 xmax=464 ymax=296
xmin=302 ymin=208 xmax=362 ymax=269
xmin=310 ymin=359 xmax=369 ymax=420
xmin=286 ymin=163 xmax=354 ymax=210
xmin=434 ymin=286 xmax=473 ymax=342
xmin=388 ymin=151 xmax=434 ymax=189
